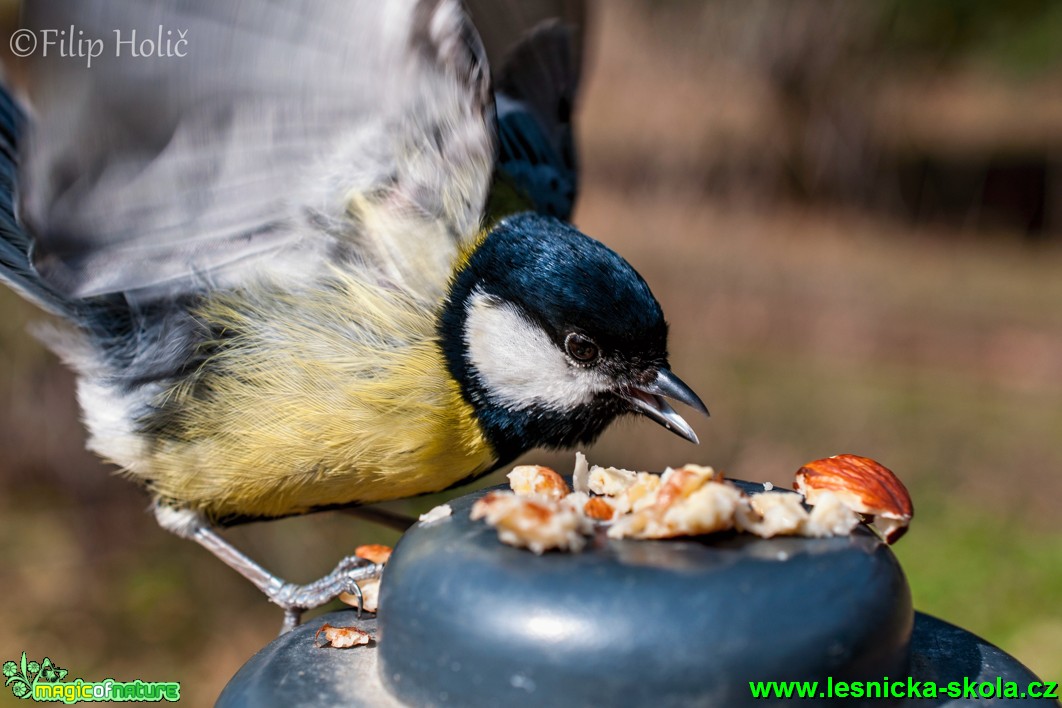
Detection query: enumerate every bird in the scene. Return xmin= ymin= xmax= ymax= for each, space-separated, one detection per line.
xmin=0 ymin=0 xmax=707 ymax=630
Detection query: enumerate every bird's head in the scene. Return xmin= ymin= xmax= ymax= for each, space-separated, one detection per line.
xmin=439 ymin=212 xmax=707 ymax=463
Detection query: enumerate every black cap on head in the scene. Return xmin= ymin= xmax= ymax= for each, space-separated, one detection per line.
xmin=467 ymin=213 xmax=668 ymax=368
xmin=439 ymin=212 xmax=703 ymax=463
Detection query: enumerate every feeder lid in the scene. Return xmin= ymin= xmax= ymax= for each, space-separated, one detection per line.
xmin=375 ymin=480 xmax=912 ymax=706
xmin=219 ymin=482 xmax=1051 ymax=706
xmin=218 ymin=612 xmax=1049 ymax=707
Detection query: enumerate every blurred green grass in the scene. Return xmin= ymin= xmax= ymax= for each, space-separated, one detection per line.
xmin=896 ymin=499 xmax=1062 ymax=677
xmin=572 ymin=168 xmax=1062 ymax=681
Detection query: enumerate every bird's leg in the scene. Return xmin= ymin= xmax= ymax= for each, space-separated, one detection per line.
xmin=153 ymin=504 xmax=381 ymax=634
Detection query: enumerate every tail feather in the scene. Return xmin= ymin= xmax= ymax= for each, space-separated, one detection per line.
xmin=0 ymin=85 xmax=75 ymax=319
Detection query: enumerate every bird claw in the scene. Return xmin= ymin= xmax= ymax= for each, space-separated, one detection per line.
xmin=270 ymin=555 xmax=381 ymax=634
xmin=154 ymin=506 xmax=384 ymax=635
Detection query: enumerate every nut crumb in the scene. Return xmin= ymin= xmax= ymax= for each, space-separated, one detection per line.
xmin=354 ymin=544 xmax=392 ymax=565
xmin=583 ymin=496 xmax=615 ymax=521
xmin=572 ymin=452 xmax=591 ymax=494
xmin=339 ymin=578 xmax=381 ymax=613
xmin=419 ymin=504 xmax=452 ymax=524
xmin=471 ymin=454 xmax=913 ymax=552
xmin=588 ymin=465 xmax=638 ymax=496
xmin=734 ymin=491 xmax=809 ymax=538
xmin=315 ymin=623 xmax=371 ymax=649
xmin=508 ymin=465 xmax=571 ymax=500
xmin=471 ymin=491 xmax=588 ymax=554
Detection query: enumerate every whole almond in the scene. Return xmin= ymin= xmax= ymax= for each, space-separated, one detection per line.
xmin=795 ymin=454 xmax=913 ymax=543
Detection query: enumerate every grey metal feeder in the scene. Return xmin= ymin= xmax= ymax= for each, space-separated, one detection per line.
xmin=217 ymin=482 xmax=1055 ymax=707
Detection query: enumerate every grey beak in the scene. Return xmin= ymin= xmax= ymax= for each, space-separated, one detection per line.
xmin=624 ymin=369 xmax=709 ymax=444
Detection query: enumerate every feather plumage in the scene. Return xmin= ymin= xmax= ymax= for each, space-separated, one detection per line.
xmin=0 ymin=0 xmax=606 ymax=525
xmin=20 ymin=0 xmax=494 ymax=302
xmin=140 ymin=269 xmax=494 ymax=520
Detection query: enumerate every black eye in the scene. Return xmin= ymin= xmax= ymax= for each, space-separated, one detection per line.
xmin=564 ymin=332 xmax=599 ymax=363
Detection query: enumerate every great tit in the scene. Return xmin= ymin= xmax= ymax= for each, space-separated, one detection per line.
xmin=0 ymin=0 xmax=706 ymax=628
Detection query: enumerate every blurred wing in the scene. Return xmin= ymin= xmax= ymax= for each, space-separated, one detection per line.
xmin=467 ymin=0 xmax=587 ymax=220
xmin=18 ymin=0 xmax=493 ymax=302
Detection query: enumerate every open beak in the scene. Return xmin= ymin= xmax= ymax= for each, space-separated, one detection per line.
xmin=624 ymin=369 xmax=709 ymax=444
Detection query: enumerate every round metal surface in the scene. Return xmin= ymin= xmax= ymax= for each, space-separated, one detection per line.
xmin=217 ymin=482 xmax=1055 ymax=707
xmin=377 ymin=481 xmax=912 ymax=707
xmin=216 ymin=612 xmax=1053 ymax=707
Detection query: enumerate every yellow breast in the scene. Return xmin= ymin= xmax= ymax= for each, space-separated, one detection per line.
xmin=133 ymin=269 xmax=496 ymax=520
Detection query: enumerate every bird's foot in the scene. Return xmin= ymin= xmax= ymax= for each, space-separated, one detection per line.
xmin=270 ymin=555 xmax=380 ymax=634
xmin=154 ymin=504 xmax=382 ymax=634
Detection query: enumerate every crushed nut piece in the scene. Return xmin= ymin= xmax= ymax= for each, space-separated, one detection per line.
xmin=673 ymin=463 xmax=719 ymax=479
xmin=654 ymin=465 xmax=717 ymax=511
xmin=588 ymin=464 xmax=638 ymax=496
xmin=315 ymin=623 xmax=371 ymax=649
xmin=339 ymin=577 xmax=381 ymax=614
xmin=653 ymin=481 xmax=745 ymax=538
xmin=419 ymin=504 xmax=452 ymax=523
xmin=354 ymin=544 xmax=392 ymax=565
xmin=508 ymin=465 xmax=571 ymax=500
xmin=611 ymin=472 xmax=663 ymax=514
xmin=471 ymin=454 xmax=913 ymax=552
xmin=560 ymin=491 xmax=591 ymax=514
xmin=803 ymin=490 xmax=861 ymax=537
xmin=471 ymin=491 xmax=588 ymax=554
xmin=733 ymin=490 xmax=861 ymax=538
xmin=609 ymin=466 xmax=744 ymax=540
xmin=572 ymin=452 xmax=591 ymax=494
xmin=583 ymin=496 xmax=615 ymax=521
xmin=734 ymin=491 xmax=809 ymax=537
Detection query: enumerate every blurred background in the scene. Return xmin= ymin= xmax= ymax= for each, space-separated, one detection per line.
xmin=1 ymin=0 xmax=1061 ymax=704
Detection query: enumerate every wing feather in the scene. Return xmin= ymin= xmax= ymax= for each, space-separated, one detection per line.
xmin=19 ymin=0 xmax=494 ymax=301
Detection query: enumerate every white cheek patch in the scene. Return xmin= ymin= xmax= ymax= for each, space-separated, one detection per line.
xmin=464 ymin=291 xmax=611 ymax=412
